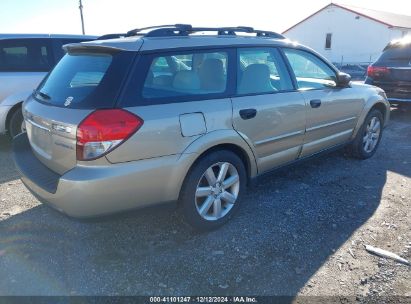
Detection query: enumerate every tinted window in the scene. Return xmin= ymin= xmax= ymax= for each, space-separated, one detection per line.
xmin=34 ymin=50 xmax=134 ymax=109
xmin=0 ymin=39 xmax=52 ymax=72
xmin=237 ymin=48 xmax=293 ymax=94
xmin=380 ymin=45 xmax=411 ymax=62
xmin=283 ymin=48 xmax=337 ymax=90
xmin=142 ymin=51 xmax=228 ymax=99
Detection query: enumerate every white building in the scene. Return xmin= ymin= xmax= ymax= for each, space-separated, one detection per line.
xmin=283 ymin=3 xmax=411 ymax=64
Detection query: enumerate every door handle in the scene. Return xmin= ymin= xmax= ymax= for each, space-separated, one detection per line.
xmin=310 ymin=99 xmax=322 ymax=108
xmin=239 ymin=108 xmax=257 ymax=120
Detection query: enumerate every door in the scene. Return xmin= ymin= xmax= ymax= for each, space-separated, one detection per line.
xmin=282 ymin=48 xmax=364 ymax=157
xmin=231 ymin=47 xmax=306 ymax=173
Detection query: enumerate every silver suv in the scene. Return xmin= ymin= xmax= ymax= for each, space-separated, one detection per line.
xmin=12 ymin=25 xmax=390 ymax=230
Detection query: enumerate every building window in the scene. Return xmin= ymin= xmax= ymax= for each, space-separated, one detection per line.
xmin=325 ymin=33 xmax=332 ymax=49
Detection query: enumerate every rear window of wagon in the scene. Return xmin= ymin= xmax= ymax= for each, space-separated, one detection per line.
xmin=34 ymin=50 xmax=135 ymax=109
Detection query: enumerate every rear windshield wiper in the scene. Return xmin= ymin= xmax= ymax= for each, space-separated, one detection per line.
xmin=34 ymin=90 xmax=51 ymax=100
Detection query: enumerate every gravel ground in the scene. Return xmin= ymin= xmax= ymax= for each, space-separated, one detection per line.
xmin=0 ymin=108 xmax=410 ymax=298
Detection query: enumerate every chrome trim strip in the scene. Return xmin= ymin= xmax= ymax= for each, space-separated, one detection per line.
xmin=26 ymin=118 xmax=50 ymax=132
xmin=52 ymin=124 xmax=73 ymax=134
xmin=303 ymin=129 xmax=353 ymax=149
xmin=307 ymin=116 xmax=356 ymax=132
xmin=255 ymin=130 xmax=305 ymax=146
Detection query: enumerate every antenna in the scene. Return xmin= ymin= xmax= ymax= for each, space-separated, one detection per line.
xmin=79 ymin=0 xmax=85 ymax=35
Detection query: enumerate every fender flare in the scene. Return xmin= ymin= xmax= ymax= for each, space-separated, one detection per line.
xmin=351 ymin=95 xmax=390 ymax=139
xmin=179 ymin=129 xmax=258 ymax=178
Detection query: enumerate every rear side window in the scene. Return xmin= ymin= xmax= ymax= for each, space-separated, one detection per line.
xmin=283 ymin=48 xmax=337 ymax=90
xmin=34 ymin=50 xmax=135 ymax=109
xmin=237 ymin=48 xmax=293 ymax=94
xmin=142 ymin=51 xmax=228 ymax=99
xmin=0 ymin=39 xmax=52 ymax=72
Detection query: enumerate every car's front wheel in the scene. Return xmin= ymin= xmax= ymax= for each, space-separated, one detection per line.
xmin=180 ymin=150 xmax=247 ymax=231
xmin=350 ymin=109 xmax=383 ymax=159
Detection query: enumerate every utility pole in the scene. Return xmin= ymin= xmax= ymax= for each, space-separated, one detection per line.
xmin=79 ymin=0 xmax=85 ymax=35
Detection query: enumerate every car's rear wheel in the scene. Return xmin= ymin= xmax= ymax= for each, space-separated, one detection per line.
xmin=350 ymin=109 xmax=383 ymax=159
xmin=8 ymin=107 xmax=25 ymax=139
xmin=180 ymin=150 xmax=247 ymax=231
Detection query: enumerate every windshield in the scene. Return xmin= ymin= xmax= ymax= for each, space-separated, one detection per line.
xmin=34 ymin=50 xmax=134 ymax=109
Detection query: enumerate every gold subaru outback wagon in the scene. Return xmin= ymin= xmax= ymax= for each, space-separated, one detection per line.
xmin=13 ymin=25 xmax=390 ymax=230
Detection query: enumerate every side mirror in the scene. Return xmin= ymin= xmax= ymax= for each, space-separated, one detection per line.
xmin=336 ymin=72 xmax=351 ymax=87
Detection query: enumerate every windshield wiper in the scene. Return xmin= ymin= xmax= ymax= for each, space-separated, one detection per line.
xmin=35 ymin=90 xmax=51 ymax=100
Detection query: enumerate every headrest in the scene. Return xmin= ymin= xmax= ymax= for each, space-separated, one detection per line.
xmin=238 ymin=64 xmax=274 ymax=94
xmin=173 ymin=70 xmax=201 ymax=91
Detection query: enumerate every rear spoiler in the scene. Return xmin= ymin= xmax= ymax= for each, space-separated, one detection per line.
xmin=63 ymin=43 xmax=123 ymax=53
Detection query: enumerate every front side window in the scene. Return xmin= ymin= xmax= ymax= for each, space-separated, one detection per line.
xmin=237 ymin=48 xmax=293 ymax=95
xmin=0 ymin=39 xmax=52 ymax=72
xmin=283 ymin=49 xmax=337 ymax=90
xmin=142 ymin=51 xmax=228 ymax=99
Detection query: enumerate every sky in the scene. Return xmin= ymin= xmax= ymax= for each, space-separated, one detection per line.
xmin=0 ymin=0 xmax=410 ymax=36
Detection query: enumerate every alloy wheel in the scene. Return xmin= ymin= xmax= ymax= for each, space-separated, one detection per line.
xmin=195 ymin=162 xmax=240 ymax=221
xmin=363 ymin=116 xmax=381 ymax=153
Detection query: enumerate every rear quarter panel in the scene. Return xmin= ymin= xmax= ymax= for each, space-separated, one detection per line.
xmin=105 ymin=98 xmax=235 ymax=163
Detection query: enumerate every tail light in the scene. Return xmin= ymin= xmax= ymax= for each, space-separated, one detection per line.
xmin=367 ymin=66 xmax=390 ymax=78
xmin=76 ymin=109 xmax=143 ymax=161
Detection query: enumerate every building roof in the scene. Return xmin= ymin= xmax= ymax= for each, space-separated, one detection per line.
xmin=283 ymin=3 xmax=411 ymax=34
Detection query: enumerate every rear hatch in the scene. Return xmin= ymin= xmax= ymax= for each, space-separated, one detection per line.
xmin=370 ymin=44 xmax=411 ymax=98
xmin=23 ymin=44 xmax=137 ymax=175
xmin=382 ymin=46 xmax=411 ymax=82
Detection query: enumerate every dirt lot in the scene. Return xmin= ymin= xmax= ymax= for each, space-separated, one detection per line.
xmin=0 ymin=108 xmax=410 ymax=299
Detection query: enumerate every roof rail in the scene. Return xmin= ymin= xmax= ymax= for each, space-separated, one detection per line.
xmin=121 ymin=24 xmax=285 ymax=39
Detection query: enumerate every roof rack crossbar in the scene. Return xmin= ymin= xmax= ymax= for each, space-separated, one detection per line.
xmin=125 ymin=24 xmax=192 ymax=37
xmin=97 ymin=25 xmax=286 ymax=40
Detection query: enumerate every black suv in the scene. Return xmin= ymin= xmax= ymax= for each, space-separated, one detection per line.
xmin=365 ymin=37 xmax=411 ymax=109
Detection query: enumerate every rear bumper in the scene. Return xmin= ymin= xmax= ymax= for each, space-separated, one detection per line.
xmin=366 ymin=79 xmax=411 ymax=103
xmin=0 ymin=105 xmax=12 ymax=134
xmin=12 ymin=133 xmax=194 ymax=218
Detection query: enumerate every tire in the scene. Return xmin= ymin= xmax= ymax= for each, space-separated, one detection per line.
xmin=350 ymin=109 xmax=384 ymax=159
xmin=8 ymin=107 xmax=25 ymax=139
xmin=180 ymin=150 xmax=247 ymax=231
